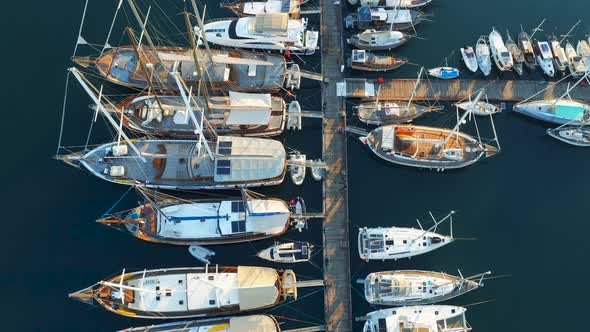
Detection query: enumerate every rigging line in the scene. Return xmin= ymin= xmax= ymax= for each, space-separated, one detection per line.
xmin=350 ymin=285 xmax=379 ymax=311
xmin=101 ymin=186 xmax=135 ymax=218
xmin=72 ymin=0 xmax=89 ymax=58
xmin=266 ymin=288 xmax=323 ymax=313
xmin=56 ymin=72 xmax=71 ymax=155
xmin=100 ymin=0 xmax=124 ymax=58
xmin=276 ymin=306 xmax=326 ymax=325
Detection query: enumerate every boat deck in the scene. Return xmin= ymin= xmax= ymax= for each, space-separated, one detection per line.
xmin=337 ymin=78 xmax=590 ymax=101
xmin=321 ymin=0 xmax=353 ymax=330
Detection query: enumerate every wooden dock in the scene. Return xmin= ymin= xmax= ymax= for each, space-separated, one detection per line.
xmin=337 ymin=78 xmax=590 ymax=101
xmin=320 ymin=0 xmax=353 ymax=331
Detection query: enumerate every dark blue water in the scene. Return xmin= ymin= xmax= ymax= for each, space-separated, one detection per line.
xmin=4 ymin=0 xmax=590 ymax=331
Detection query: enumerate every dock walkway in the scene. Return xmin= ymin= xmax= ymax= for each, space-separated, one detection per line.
xmin=337 ymin=78 xmax=590 ymax=101
xmin=320 ymin=0 xmax=353 ymax=331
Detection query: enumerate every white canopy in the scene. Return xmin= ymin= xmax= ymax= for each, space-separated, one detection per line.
xmin=237 ymin=266 xmax=280 ymax=310
xmin=226 ymin=92 xmax=272 ymax=125
xmin=230 ymin=315 xmax=279 ymax=332
xmin=229 ymin=91 xmax=272 ymax=109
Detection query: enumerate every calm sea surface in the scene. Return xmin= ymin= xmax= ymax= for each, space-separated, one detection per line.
xmin=4 ymin=0 xmax=590 ymax=330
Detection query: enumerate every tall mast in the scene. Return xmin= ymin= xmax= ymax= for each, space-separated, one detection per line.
xmin=183 ymin=10 xmax=211 ymax=109
xmin=441 ymin=106 xmax=473 ymax=147
xmin=127 ymin=0 xmax=158 ymax=51
xmin=559 ymin=20 xmax=582 ymax=44
xmin=191 ymin=0 xmax=212 ymax=58
xmin=407 ymin=67 xmax=424 ymax=108
xmin=529 ymin=18 xmax=546 ymax=40
xmin=69 ymin=68 xmax=146 ymax=162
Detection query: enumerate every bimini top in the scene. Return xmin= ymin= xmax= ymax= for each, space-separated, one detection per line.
xmin=226 ymin=91 xmax=273 ymax=125
xmin=214 ymin=136 xmax=286 ymax=183
xmin=237 ymin=266 xmax=280 ymax=310
xmin=255 ymin=13 xmax=289 ymax=33
xmin=231 ymin=315 xmax=279 ymax=332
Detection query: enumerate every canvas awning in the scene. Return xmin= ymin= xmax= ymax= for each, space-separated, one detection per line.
xmin=230 ymin=315 xmax=278 ymax=332
xmin=237 ymin=266 xmax=280 ymax=311
xmin=226 ymin=92 xmax=272 ymax=125
xmin=255 ymin=13 xmax=289 ymax=33
xmin=229 ymin=92 xmax=272 ymax=109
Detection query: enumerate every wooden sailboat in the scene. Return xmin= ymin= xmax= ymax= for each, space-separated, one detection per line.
xmin=348 ymin=49 xmax=408 ymax=72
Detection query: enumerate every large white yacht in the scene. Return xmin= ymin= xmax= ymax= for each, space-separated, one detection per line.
xmin=197 ymin=13 xmax=319 ymax=55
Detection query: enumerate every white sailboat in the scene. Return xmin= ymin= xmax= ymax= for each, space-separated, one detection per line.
xmin=360 ymin=305 xmax=471 ymax=332
xmin=197 ymin=13 xmax=319 ymax=55
xmin=454 ymin=89 xmax=500 ymax=116
xmin=475 ymin=37 xmax=492 ymax=76
xmin=122 ymin=315 xmax=281 ymax=332
xmin=357 ymin=211 xmax=456 ymax=261
xmin=348 ymin=29 xmax=411 ymax=50
xmin=257 ymin=241 xmax=313 ymax=263
xmin=514 ymin=99 xmax=590 ymax=125
xmin=489 ymin=28 xmax=513 ymax=71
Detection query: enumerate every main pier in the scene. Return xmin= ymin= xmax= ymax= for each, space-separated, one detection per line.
xmin=337 ymin=78 xmax=590 ymax=101
xmin=320 ymin=0 xmax=353 ymax=330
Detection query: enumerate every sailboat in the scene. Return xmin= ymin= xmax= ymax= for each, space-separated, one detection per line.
xmin=359 ymin=270 xmax=490 ymax=306
xmin=513 ymin=99 xmax=590 ymax=125
xmin=547 ymin=126 xmax=590 ymax=146
xmin=58 ymin=68 xmax=288 ymax=190
xmin=97 ymin=188 xmax=306 ymax=245
xmin=565 ymin=42 xmax=587 ymax=77
xmin=360 ymin=306 xmax=471 ymax=332
xmin=257 ymin=241 xmax=313 ymax=263
xmin=69 ymin=266 xmax=312 ymax=319
xmin=454 ymin=89 xmax=500 ymax=116
xmin=475 ymin=37 xmax=492 ymax=76
xmin=349 ymin=49 xmax=408 ymax=72
xmin=427 ymin=67 xmax=460 ymax=79
xmin=345 ymin=7 xmax=426 ymax=31
xmin=460 ymin=46 xmax=478 ymax=73
xmin=489 ymin=28 xmax=513 ymax=71
xmin=348 ymin=29 xmax=411 ymax=50
xmin=358 ymin=105 xmax=500 ymax=170
xmin=357 ymin=211 xmax=456 ymax=261
xmin=105 ymin=92 xmax=296 ymax=138
xmin=359 ymin=0 xmax=433 ymax=8
xmin=356 ymin=102 xmax=439 ymax=125
xmin=534 ymin=41 xmax=556 ymax=77
xmin=505 ymin=31 xmax=524 ymax=75
xmin=547 ymin=34 xmax=568 ymax=73
xmin=122 ymin=315 xmax=281 ymax=332
xmin=518 ymin=30 xmax=537 ymax=69
xmin=224 ymin=0 xmax=302 ymax=18
xmin=197 ymin=13 xmax=319 ymax=55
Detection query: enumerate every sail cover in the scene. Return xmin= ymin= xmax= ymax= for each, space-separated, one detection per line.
xmin=237 ymin=266 xmax=280 ymax=310
xmin=555 ymin=104 xmax=584 ymax=120
xmin=226 ymin=92 xmax=272 ymax=125
xmin=230 ymin=315 xmax=278 ymax=332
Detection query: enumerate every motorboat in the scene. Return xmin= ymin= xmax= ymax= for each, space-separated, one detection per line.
xmin=121 ymin=315 xmax=280 ymax=332
xmin=460 ymin=46 xmax=478 ymax=73
xmin=565 ymin=42 xmax=587 ymax=77
xmin=349 ymin=49 xmax=408 ymax=72
xmin=359 ymin=0 xmax=433 ymax=8
xmin=518 ymin=30 xmax=537 ymax=69
xmin=97 ymin=188 xmax=300 ymax=245
xmin=355 ymin=101 xmax=439 ymax=125
xmin=475 ymin=37 xmax=492 ymax=76
xmin=513 ymin=99 xmax=590 ymax=125
xmin=427 ymin=67 xmax=459 ymax=79
xmin=348 ymin=29 xmax=411 ymax=50
xmin=197 ymin=13 xmax=319 ymax=55
xmin=547 ymin=126 xmax=590 ymax=146
xmin=289 ymin=152 xmax=306 ymax=185
xmin=577 ymin=40 xmax=590 ymax=69
xmin=534 ymin=41 xmax=556 ymax=77
xmin=454 ymin=90 xmax=500 ymax=116
xmin=69 ymin=266 xmax=303 ymax=319
xmin=257 ymin=241 xmax=313 ymax=263
xmin=505 ymin=31 xmax=524 ymax=75
xmin=359 ymin=270 xmax=490 ymax=306
xmin=361 ymin=305 xmax=471 ymax=332
xmin=357 ymin=211 xmax=456 ymax=261
xmin=489 ymin=28 xmax=513 ymax=71
xmin=345 ymin=7 xmax=426 ymax=31
xmin=110 ymin=92 xmax=295 ymax=138
xmin=547 ymin=34 xmax=568 ymax=73
xmin=224 ymin=0 xmax=302 ymax=18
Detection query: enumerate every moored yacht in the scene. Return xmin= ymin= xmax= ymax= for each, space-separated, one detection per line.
xmin=257 ymin=241 xmax=313 ymax=263
xmin=513 ymin=99 xmax=590 ymax=125
xmin=69 ymin=266 xmax=301 ymax=319
xmin=565 ymin=42 xmax=587 ymax=77
xmin=122 ymin=315 xmax=280 ymax=332
xmin=460 ymin=46 xmax=478 ymax=73
xmin=534 ymin=41 xmax=556 ymax=77
xmin=355 ymin=102 xmax=438 ymax=125
xmin=475 ymin=37 xmax=492 ymax=76
xmin=345 ymin=7 xmax=426 ymax=31
xmin=359 ymin=0 xmax=433 ymax=8
xmin=357 ymin=211 xmax=456 ymax=261
xmin=359 ymin=270 xmax=490 ymax=306
xmin=547 ymin=126 xmax=590 ymax=146
xmin=97 ymin=189 xmax=301 ymax=245
xmin=547 ymin=34 xmax=568 ymax=73
xmin=505 ymin=31 xmax=524 ymax=75
xmin=348 ymin=29 xmax=411 ymax=50
xmin=489 ymin=28 xmax=513 ymax=71
xmin=577 ymin=40 xmax=590 ymax=69
xmin=197 ymin=13 xmax=319 ymax=55
xmin=349 ymin=49 xmax=408 ymax=72
xmin=224 ymin=0 xmax=302 ymax=18
xmin=361 ymin=305 xmax=471 ymax=332
xmin=518 ymin=30 xmax=537 ymax=69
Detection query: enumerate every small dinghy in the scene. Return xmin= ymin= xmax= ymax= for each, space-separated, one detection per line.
xmin=534 ymin=41 xmax=556 ymax=77
xmin=505 ymin=31 xmax=525 ymax=75
xmin=360 ymin=305 xmax=471 ymax=332
xmin=311 ymin=160 xmax=324 ymax=180
xmin=359 ymin=270 xmax=491 ymax=306
xmin=355 ymin=101 xmax=438 ymax=125
xmin=427 ymin=67 xmax=460 ymax=79
xmin=349 ymin=49 xmax=408 ymax=72
xmin=348 ymin=29 xmax=411 ymax=50
xmin=476 ymin=36 xmax=492 ymax=76
xmin=455 ymin=90 xmax=500 ymax=116
xmin=565 ymin=42 xmax=587 ymax=78
xmin=257 ymin=241 xmax=313 ymax=263
xmin=460 ymin=46 xmax=478 ymax=73
xmin=358 ymin=211 xmax=456 ymax=261
xmin=289 ymin=152 xmax=306 ymax=185
xmin=188 ymin=245 xmax=215 ymax=264
xmin=519 ymin=30 xmax=537 ymax=69
xmin=287 ymin=100 xmax=302 ymax=130
xmin=547 ymin=126 xmax=590 ymax=146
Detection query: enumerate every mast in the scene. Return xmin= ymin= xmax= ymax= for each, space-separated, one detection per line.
xmin=559 ymin=20 xmax=581 ymax=44
xmin=100 ymin=0 xmax=124 ymax=57
xmin=407 ymin=67 xmax=424 ymax=108
xmin=127 ymin=0 xmax=158 ymax=50
xmin=191 ymin=0 xmax=213 ymax=58
xmin=412 ymin=211 xmax=455 ymax=242
xmin=529 ymin=18 xmax=546 ymax=40
xmin=441 ymin=106 xmax=473 ymax=147
xmin=69 ymin=68 xmax=146 ymax=162
xmin=183 ymin=10 xmax=211 ymax=109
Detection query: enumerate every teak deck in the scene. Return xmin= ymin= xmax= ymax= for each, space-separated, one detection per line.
xmin=338 ymin=78 xmax=590 ymax=101
xmin=321 ymin=0 xmax=353 ymax=331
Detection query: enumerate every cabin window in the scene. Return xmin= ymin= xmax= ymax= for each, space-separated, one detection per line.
xmin=209 ymin=299 xmax=216 ymax=305
xmin=178 ymin=279 xmax=183 ymax=284
xmin=156 ymin=296 xmax=160 ymax=301
xmin=156 ymin=286 xmax=160 ymax=291
xmin=232 ymin=220 xmax=246 ymax=233
xmin=216 ymin=160 xmax=232 ymax=175
xmin=179 ymin=300 xmax=184 ymax=305
xmin=166 ymin=291 xmax=172 ymax=297
xmin=218 ymin=141 xmax=233 ymax=155
xmin=231 ymin=201 xmax=246 ymax=213
xmin=208 ymin=276 xmax=215 ymax=281
xmin=385 ymin=240 xmax=394 ymax=246
xmin=205 ymin=28 xmax=225 ymax=33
